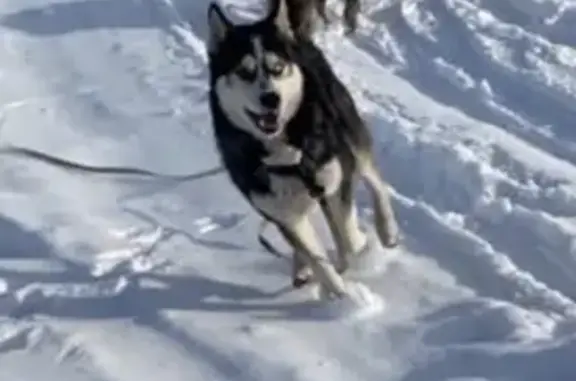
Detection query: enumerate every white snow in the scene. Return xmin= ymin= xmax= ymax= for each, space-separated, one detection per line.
xmin=1 ymin=0 xmax=576 ymax=379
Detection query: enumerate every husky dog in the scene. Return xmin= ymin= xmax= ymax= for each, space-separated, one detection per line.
xmin=277 ymin=0 xmax=361 ymax=38
xmin=207 ymin=0 xmax=399 ymax=299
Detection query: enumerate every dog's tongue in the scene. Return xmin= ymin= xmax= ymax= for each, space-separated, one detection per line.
xmin=262 ymin=113 xmax=276 ymax=123
xmin=259 ymin=113 xmax=278 ymax=132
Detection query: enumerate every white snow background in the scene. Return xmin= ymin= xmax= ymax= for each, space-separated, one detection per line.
xmin=1 ymin=0 xmax=576 ymax=380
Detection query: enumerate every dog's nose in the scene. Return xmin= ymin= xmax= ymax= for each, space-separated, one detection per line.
xmin=259 ymin=92 xmax=280 ymax=109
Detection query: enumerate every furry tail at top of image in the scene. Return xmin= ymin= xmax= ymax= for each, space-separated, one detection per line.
xmin=276 ymin=0 xmax=361 ymax=38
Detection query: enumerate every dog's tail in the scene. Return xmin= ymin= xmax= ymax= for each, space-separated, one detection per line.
xmin=274 ymin=0 xmax=361 ymax=38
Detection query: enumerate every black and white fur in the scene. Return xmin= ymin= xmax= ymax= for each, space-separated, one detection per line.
xmin=207 ymin=0 xmax=399 ymax=299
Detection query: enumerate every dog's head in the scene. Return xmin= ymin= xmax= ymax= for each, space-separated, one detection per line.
xmin=207 ymin=0 xmax=304 ymax=141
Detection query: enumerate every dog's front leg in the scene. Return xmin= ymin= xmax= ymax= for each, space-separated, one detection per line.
xmin=250 ymin=187 xmax=347 ymax=297
xmin=276 ymin=216 xmax=348 ymax=298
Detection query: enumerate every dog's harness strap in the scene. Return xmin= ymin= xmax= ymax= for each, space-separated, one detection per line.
xmin=265 ymin=163 xmax=325 ymax=198
xmin=265 ymin=164 xmax=301 ymax=176
xmin=257 ymin=219 xmax=289 ymax=260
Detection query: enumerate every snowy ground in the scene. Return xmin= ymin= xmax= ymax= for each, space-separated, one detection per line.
xmin=1 ymin=0 xmax=576 ymax=379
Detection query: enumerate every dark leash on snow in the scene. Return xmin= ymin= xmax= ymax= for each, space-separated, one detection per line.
xmin=0 ymin=144 xmax=225 ymax=181
xmin=0 ymin=144 xmax=287 ymax=259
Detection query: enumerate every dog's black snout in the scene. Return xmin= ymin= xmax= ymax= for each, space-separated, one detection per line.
xmin=259 ymin=92 xmax=280 ymax=109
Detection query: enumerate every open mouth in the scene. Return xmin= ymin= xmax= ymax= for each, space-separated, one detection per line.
xmin=245 ymin=109 xmax=280 ymax=135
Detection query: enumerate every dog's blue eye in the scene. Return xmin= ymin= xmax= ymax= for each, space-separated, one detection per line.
xmin=268 ymin=62 xmax=286 ymax=76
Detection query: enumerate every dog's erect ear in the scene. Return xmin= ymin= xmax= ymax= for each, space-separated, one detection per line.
xmin=207 ymin=2 xmax=232 ymax=52
xmin=266 ymin=0 xmax=294 ymax=39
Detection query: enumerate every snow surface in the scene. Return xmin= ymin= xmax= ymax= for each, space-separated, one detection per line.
xmin=1 ymin=0 xmax=576 ymax=379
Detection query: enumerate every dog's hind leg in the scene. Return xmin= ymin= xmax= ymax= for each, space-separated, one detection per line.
xmin=358 ymin=155 xmax=400 ymax=249
xmin=319 ymin=176 xmax=367 ymax=274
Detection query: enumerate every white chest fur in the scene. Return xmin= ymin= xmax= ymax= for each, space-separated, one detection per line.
xmin=250 ymin=144 xmax=343 ymax=224
xmin=314 ymin=157 xmax=343 ymax=197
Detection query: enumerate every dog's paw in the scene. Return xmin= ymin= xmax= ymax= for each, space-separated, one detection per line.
xmin=352 ymin=237 xmax=398 ymax=277
xmin=314 ymin=281 xmax=385 ymax=321
xmin=292 ymin=265 xmax=313 ymax=288
xmin=292 ymin=275 xmax=311 ymax=288
xmin=374 ymin=217 xmax=401 ymax=249
xmin=382 ymin=233 xmax=400 ymax=249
